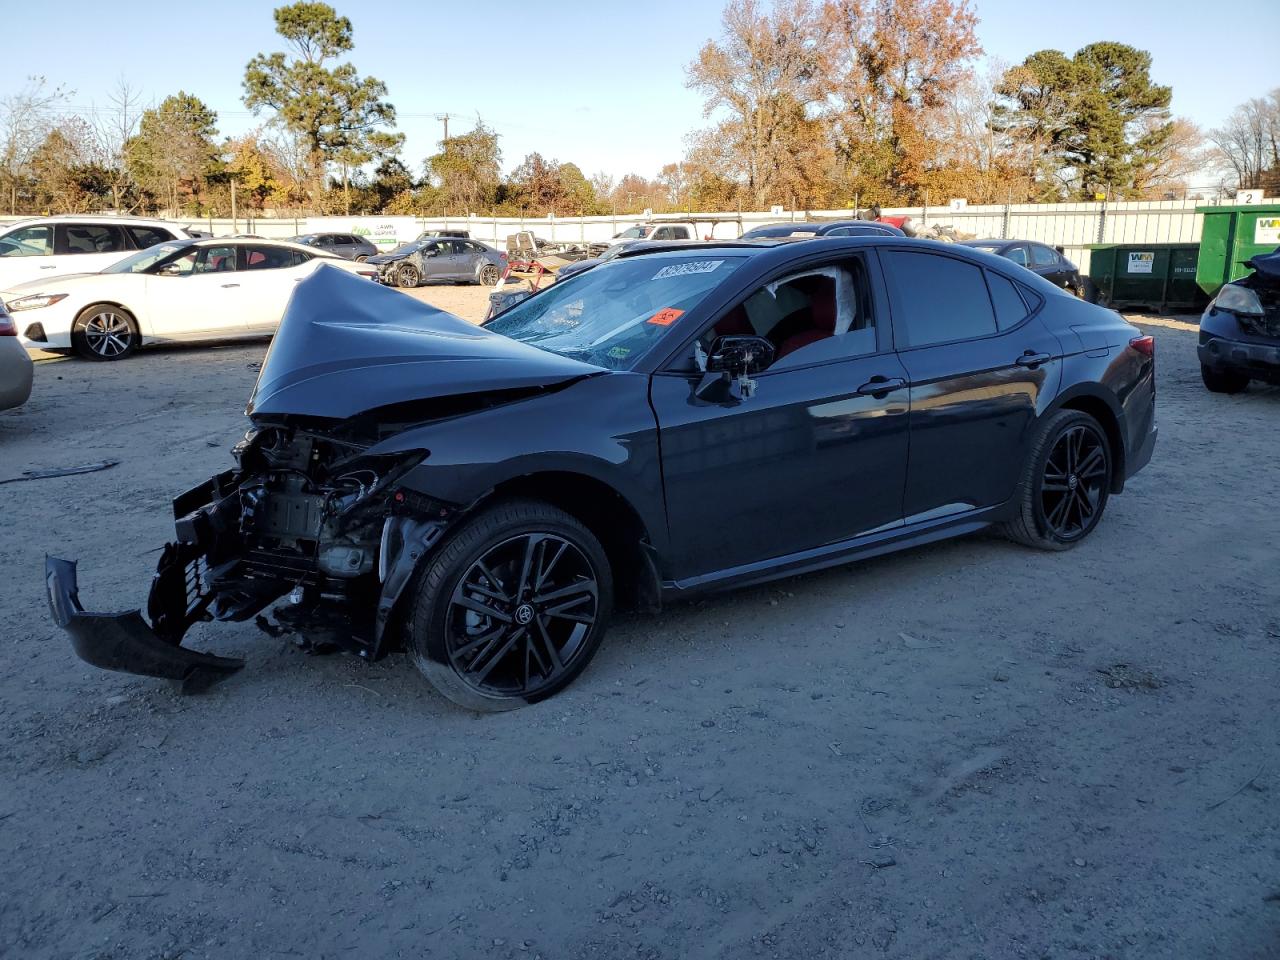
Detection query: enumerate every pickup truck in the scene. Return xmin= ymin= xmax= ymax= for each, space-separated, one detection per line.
xmin=610 ymin=222 xmax=700 ymax=244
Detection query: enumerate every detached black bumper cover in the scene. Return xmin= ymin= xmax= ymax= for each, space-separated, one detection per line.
xmin=45 ymin=554 xmax=244 ymax=683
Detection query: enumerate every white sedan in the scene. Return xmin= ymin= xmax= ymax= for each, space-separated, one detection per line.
xmin=1 ymin=238 xmax=378 ymax=360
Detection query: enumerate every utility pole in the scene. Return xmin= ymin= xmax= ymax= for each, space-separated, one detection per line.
xmin=435 ymin=113 xmax=455 ymax=145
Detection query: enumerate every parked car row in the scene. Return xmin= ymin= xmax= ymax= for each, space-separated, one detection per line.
xmin=2 ymin=235 xmax=377 ymax=360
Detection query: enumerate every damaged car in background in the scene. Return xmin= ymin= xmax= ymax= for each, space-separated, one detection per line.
xmin=1198 ymin=249 xmax=1280 ymax=393
xmin=47 ymin=239 xmax=1157 ymax=710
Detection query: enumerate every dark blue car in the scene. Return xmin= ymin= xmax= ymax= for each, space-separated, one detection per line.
xmin=47 ymin=239 xmax=1157 ymax=709
xmin=1198 ymin=249 xmax=1280 ymax=393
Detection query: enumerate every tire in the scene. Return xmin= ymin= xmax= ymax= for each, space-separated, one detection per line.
xmin=1002 ymin=409 xmax=1113 ymax=551
xmin=396 ymin=262 xmax=420 ymax=288
xmin=479 ymin=263 xmax=501 ymax=286
xmin=1200 ymin=364 xmax=1249 ymax=394
xmin=405 ymin=499 xmax=613 ymax=711
xmin=354 ymin=255 xmax=369 ymax=263
xmin=72 ymin=305 xmax=139 ymax=361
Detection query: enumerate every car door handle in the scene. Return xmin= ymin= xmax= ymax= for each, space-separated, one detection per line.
xmin=1016 ymin=351 xmax=1052 ymax=367
xmin=856 ymin=376 xmax=906 ymax=396
xmin=220 ymin=283 xmax=240 ymax=288
xmin=39 ymin=265 xmax=56 ymax=270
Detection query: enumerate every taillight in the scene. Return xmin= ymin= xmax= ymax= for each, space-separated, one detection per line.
xmin=0 ymin=311 xmax=16 ymax=336
xmin=1129 ymin=335 xmax=1155 ymax=357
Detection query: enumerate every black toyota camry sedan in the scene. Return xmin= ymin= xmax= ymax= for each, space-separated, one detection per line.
xmin=47 ymin=238 xmax=1156 ymax=710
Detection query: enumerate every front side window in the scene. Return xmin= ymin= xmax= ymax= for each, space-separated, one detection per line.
xmin=56 ymin=224 xmax=127 ymax=255
xmin=883 ymin=250 xmax=998 ymax=347
xmin=699 ymin=260 xmax=876 ymax=369
xmin=485 ymin=253 xmax=745 ymax=369
xmin=0 ymin=225 xmax=52 ymax=257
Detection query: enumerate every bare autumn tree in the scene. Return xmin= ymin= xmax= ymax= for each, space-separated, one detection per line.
xmin=1130 ymin=117 xmax=1207 ymax=199
xmin=818 ymin=0 xmax=981 ymax=202
xmin=1211 ymin=89 xmax=1280 ymax=193
xmin=1 ymin=76 xmax=72 ymax=214
xmin=685 ymin=0 xmax=826 ymax=209
xmin=88 ymin=78 xmax=144 ymax=212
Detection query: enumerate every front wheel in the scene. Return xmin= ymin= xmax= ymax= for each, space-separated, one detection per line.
xmin=1003 ymin=410 xmax=1113 ymax=551
xmin=72 ymin=305 xmax=139 ymax=361
xmin=406 ymin=500 xmax=613 ymax=711
xmin=1200 ymin=364 xmax=1249 ymax=394
xmin=395 ymin=262 xmax=421 ymax=288
xmin=479 ymin=264 xmax=501 ymax=286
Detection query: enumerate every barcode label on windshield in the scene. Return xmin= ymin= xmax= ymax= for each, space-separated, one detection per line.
xmin=653 ymin=260 xmax=724 ymax=280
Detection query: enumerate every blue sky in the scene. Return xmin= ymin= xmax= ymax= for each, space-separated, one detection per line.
xmin=4 ymin=0 xmax=1276 ymax=180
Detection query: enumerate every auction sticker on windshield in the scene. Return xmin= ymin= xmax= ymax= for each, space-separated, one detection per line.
xmin=647 ymin=308 xmax=685 ymax=326
xmin=653 ymin=260 xmax=724 ymax=280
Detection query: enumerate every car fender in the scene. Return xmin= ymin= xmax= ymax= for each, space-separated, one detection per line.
xmin=367 ymin=373 xmax=668 ymax=555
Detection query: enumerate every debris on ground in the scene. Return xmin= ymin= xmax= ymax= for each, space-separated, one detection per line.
xmin=0 ymin=459 xmax=119 ymax=485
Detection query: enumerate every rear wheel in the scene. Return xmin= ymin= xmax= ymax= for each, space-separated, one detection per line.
xmin=1003 ymin=410 xmax=1112 ymax=551
xmin=479 ymin=264 xmax=501 ymax=286
xmin=406 ymin=499 xmax=613 ymax=711
xmin=72 ymin=305 xmax=138 ymax=361
xmin=395 ymin=262 xmax=420 ymax=288
xmin=1200 ymin=364 xmax=1249 ymax=394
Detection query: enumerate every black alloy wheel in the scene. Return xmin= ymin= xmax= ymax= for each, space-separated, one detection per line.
xmin=1039 ymin=422 xmax=1109 ymax=542
xmin=1003 ymin=410 xmax=1112 ymax=550
xmin=406 ymin=500 xmax=612 ymax=710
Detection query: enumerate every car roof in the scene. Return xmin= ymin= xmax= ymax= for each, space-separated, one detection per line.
xmin=160 ymin=236 xmax=341 ymax=258
xmin=615 ymin=235 xmax=1069 ymax=289
xmin=1 ymin=215 xmax=194 ymax=229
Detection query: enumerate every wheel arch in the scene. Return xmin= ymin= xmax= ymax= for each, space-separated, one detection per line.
xmin=1048 ymin=386 xmax=1126 ymax=493
xmin=75 ymin=300 xmax=144 ymax=339
xmin=475 ymin=470 xmax=662 ymax=613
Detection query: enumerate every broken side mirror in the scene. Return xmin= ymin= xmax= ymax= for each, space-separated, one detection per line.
xmin=696 ymin=335 xmax=775 ymax=403
xmin=707 ymin=335 xmax=775 ymax=377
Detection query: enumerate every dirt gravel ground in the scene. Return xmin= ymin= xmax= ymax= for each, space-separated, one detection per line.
xmin=1 ymin=286 xmax=1278 ymax=960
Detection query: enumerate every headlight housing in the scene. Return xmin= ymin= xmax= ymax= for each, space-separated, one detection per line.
xmin=6 ymin=292 xmax=69 ymax=312
xmin=1212 ymin=284 xmax=1264 ymax=318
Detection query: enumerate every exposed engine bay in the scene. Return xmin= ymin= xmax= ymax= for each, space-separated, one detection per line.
xmin=46 ymin=421 xmax=453 ymax=686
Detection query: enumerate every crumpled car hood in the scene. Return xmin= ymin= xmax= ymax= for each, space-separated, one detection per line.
xmin=246 ymin=264 xmax=603 ymax=420
xmin=365 ymin=252 xmax=407 ymax=265
xmin=1245 ymin=249 xmax=1280 ymax=283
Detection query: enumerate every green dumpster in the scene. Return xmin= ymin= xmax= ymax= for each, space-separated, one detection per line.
xmin=1195 ymin=203 xmax=1280 ymax=297
xmin=1087 ymin=243 xmax=1206 ymax=312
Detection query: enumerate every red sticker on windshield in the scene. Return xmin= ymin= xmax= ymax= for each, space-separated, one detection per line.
xmin=647 ymin=308 xmax=685 ymax=326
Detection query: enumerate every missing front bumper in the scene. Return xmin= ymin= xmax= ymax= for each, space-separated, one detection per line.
xmin=45 ymin=554 xmax=244 ymax=685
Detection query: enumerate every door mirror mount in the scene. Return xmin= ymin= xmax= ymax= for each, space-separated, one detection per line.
xmin=707 ymin=335 xmax=775 ymax=376
xmin=695 ymin=335 xmax=775 ymax=403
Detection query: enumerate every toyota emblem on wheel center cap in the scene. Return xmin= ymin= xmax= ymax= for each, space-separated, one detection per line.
xmin=515 ymin=604 xmax=535 ymax=625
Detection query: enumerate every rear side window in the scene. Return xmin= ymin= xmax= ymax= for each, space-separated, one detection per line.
xmin=1031 ymin=245 xmax=1059 ymax=267
xmin=127 ymin=226 xmax=173 ymax=249
xmin=244 ymin=245 xmax=305 ymax=269
xmin=56 ymin=224 xmax=127 ymax=255
xmin=986 ymin=272 xmax=1030 ymax=331
xmin=1005 ymin=246 xmax=1029 ymax=267
xmin=883 ymin=251 xmax=998 ymax=347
